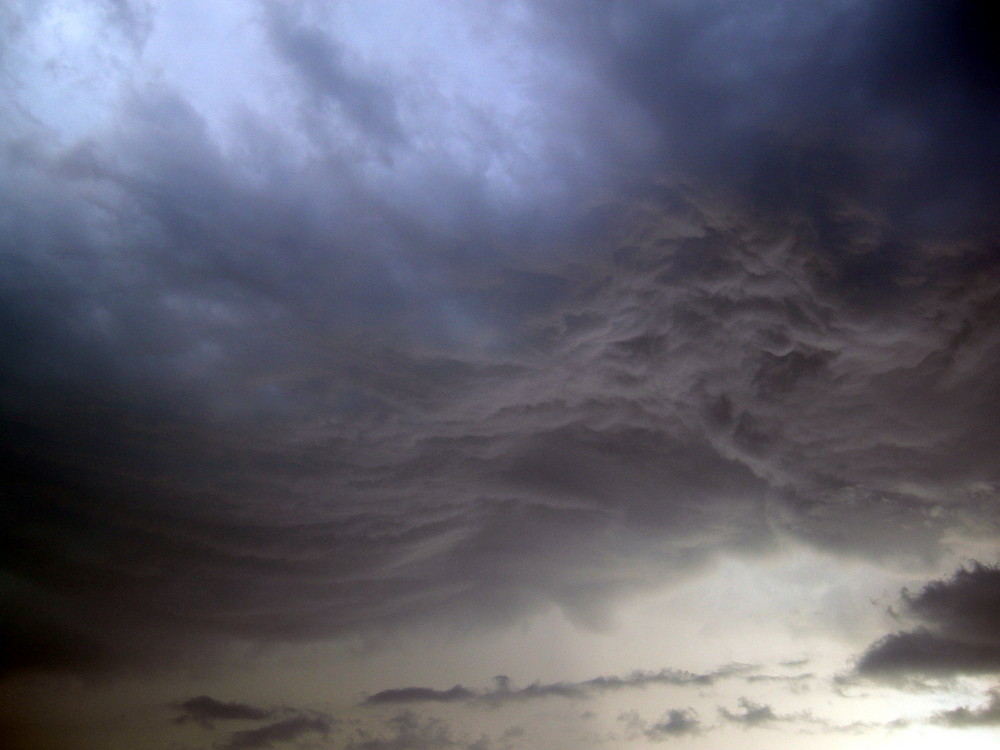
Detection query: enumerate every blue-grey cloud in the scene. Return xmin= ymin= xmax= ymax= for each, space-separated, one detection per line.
xmin=1 ymin=0 xmax=999 ymax=686
xmin=262 ymin=3 xmax=404 ymax=146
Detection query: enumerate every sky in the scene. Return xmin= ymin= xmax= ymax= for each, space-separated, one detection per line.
xmin=2 ymin=1 xmax=999 ymax=748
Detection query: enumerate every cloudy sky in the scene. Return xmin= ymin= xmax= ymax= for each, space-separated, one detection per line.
xmin=2 ymin=1 xmax=1000 ymax=748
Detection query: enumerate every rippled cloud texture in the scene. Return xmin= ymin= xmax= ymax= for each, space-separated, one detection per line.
xmin=2 ymin=1 xmax=999 ymax=748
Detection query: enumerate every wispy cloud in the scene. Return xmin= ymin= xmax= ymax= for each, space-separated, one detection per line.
xmin=933 ymin=688 xmax=1000 ymax=727
xmin=719 ymin=697 xmax=778 ymax=726
xmin=620 ymin=708 xmax=703 ymax=741
xmin=173 ymin=695 xmax=272 ymax=728
xmin=344 ymin=711 xmax=512 ymax=750
xmin=222 ymin=715 xmax=332 ymax=750
xmin=365 ymin=664 xmax=756 ymax=707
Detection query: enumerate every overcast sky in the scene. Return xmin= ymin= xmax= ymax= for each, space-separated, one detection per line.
xmin=2 ymin=1 xmax=1000 ymax=748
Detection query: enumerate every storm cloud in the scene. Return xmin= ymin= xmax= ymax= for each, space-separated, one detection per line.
xmin=858 ymin=563 xmax=1000 ymax=676
xmin=2 ymin=1 xmax=999 ymax=748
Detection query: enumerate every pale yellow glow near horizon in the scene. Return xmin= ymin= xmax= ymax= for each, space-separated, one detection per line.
xmin=873 ymin=725 xmax=1000 ymax=749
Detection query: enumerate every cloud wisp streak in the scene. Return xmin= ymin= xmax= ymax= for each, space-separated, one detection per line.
xmin=222 ymin=714 xmax=332 ymax=750
xmin=365 ymin=664 xmax=755 ymax=707
xmin=173 ymin=695 xmax=273 ymax=728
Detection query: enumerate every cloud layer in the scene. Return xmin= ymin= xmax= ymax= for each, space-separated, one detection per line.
xmin=2 ymin=7 xmax=998 ymax=732
xmin=364 ymin=664 xmax=755 ymax=707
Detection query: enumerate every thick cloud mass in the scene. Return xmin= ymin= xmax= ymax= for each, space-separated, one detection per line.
xmin=1 ymin=0 xmax=999 ymax=690
xmin=858 ymin=563 xmax=1000 ymax=676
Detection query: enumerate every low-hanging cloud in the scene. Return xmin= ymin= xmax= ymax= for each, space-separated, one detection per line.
xmin=365 ymin=664 xmax=755 ymax=707
xmin=934 ymin=689 xmax=1000 ymax=727
xmin=858 ymin=563 xmax=1000 ymax=677
xmin=719 ymin=698 xmax=777 ymax=727
xmin=344 ymin=711 xmax=509 ymax=750
xmin=620 ymin=708 xmax=703 ymax=741
xmin=173 ymin=695 xmax=273 ymax=728
xmin=222 ymin=715 xmax=332 ymax=750
xmin=2 ymin=0 xmax=999 ymax=686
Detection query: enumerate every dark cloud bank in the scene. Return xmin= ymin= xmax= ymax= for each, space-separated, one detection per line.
xmin=2 ymin=0 xmax=999 ymax=692
xmin=364 ymin=664 xmax=753 ymax=707
xmin=859 ymin=563 xmax=1000 ymax=677
xmin=172 ymin=695 xmax=332 ymax=750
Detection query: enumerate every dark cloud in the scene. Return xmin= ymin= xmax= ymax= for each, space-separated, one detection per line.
xmin=262 ymin=4 xmax=404 ymax=146
xmin=1 ymin=0 xmax=999 ymax=692
xmin=719 ymin=698 xmax=777 ymax=726
xmin=619 ymin=708 xmax=702 ymax=741
xmin=904 ymin=562 xmax=1000 ymax=641
xmin=366 ymin=686 xmax=477 ymax=706
xmin=645 ymin=709 xmax=701 ymax=739
xmin=934 ymin=688 xmax=1000 ymax=727
xmin=345 ymin=711 xmax=503 ymax=750
xmin=365 ymin=664 xmax=754 ymax=707
xmin=858 ymin=630 xmax=1000 ymax=677
xmin=858 ymin=563 xmax=1000 ymax=677
xmin=222 ymin=714 xmax=331 ymax=750
xmin=536 ymin=0 xmax=1000 ymax=235
xmin=173 ymin=695 xmax=272 ymax=728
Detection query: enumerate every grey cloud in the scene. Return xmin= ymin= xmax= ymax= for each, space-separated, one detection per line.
xmin=858 ymin=630 xmax=1000 ymax=677
xmin=222 ymin=714 xmax=331 ymax=750
xmin=5 ymin=161 xmax=998 ymax=675
xmin=858 ymin=563 xmax=1000 ymax=677
xmin=744 ymin=672 xmax=814 ymax=687
xmin=619 ymin=708 xmax=702 ymax=741
xmin=719 ymin=698 xmax=777 ymax=726
xmin=173 ymin=695 xmax=272 ymax=728
xmin=346 ymin=711 xmax=502 ymax=750
xmin=366 ymin=686 xmax=477 ymax=706
xmin=364 ymin=664 xmax=754 ymax=707
xmin=535 ymin=0 xmax=1000 ymax=237
xmin=541 ymin=187 xmax=1000 ymax=562
xmin=934 ymin=689 xmax=1000 ymax=727
xmin=3 ymin=0 xmax=1000 ymax=683
xmin=646 ymin=709 xmax=701 ymax=739
xmin=4 ymin=162 xmax=998 ymax=678
xmin=262 ymin=4 xmax=404 ymax=146
xmin=904 ymin=562 xmax=1000 ymax=642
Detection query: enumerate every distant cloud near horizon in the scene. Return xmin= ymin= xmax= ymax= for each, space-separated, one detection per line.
xmin=620 ymin=707 xmax=703 ymax=741
xmin=173 ymin=695 xmax=273 ymax=728
xmin=364 ymin=664 xmax=755 ymax=707
xmin=858 ymin=563 xmax=1000 ymax=677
